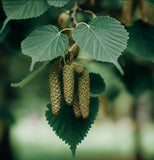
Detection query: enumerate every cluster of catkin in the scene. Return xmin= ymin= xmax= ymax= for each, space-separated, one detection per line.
xmin=49 ymin=61 xmax=90 ymax=119
xmin=123 ymin=0 xmax=148 ymax=27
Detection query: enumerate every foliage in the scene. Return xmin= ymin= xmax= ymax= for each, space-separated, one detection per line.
xmin=127 ymin=20 xmax=154 ymax=62
xmin=46 ymin=97 xmax=99 ymax=159
xmin=146 ymin=0 xmax=154 ymax=6
xmin=0 ymin=0 xmax=153 ymax=159
xmin=21 ymin=25 xmax=69 ymax=70
xmin=72 ymin=16 xmax=128 ymax=74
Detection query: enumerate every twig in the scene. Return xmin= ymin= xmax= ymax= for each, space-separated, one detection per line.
xmin=70 ymin=0 xmax=81 ymax=27
xmin=11 ymin=61 xmax=49 ymax=88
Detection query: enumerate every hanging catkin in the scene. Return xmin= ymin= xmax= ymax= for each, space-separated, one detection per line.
xmin=49 ymin=61 xmax=62 ymax=116
xmin=123 ymin=0 xmax=134 ymax=27
xmin=73 ymin=88 xmax=82 ymax=118
xmin=73 ymin=62 xmax=84 ymax=75
xmin=63 ymin=63 xmax=74 ymax=105
xmin=78 ymin=69 xmax=90 ymax=119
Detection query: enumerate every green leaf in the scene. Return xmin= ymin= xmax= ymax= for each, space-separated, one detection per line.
xmin=72 ymin=16 xmax=129 ymax=73
xmin=45 ymin=97 xmax=99 ymax=159
xmin=127 ymin=20 xmax=154 ymax=62
xmin=21 ymin=25 xmax=69 ymax=71
xmin=146 ymin=0 xmax=154 ymax=6
xmin=0 ymin=0 xmax=50 ymax=33
xmin=89 ymin=73 xmax=106 ymax=96
xmin=47 ymin=0 xmax=69 ymax=7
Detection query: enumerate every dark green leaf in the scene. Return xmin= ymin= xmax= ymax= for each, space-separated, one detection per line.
xmin=127 ymin=20 xmax=154 ymax=62
xmin=89 ymin=73 xmax=106 ymax=96
xmin=146 ymin=0 xmax=154 ymax=6
xmin=72 ymin=16 xmax=129 ymax=73
xmin=21 ymin=25 xmax=69 ymax=70
xmin=45 ymin=97 xmax=99 ymax=159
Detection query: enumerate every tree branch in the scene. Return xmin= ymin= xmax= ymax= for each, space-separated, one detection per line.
xmin=70 ymin=0 xmax=81 ymax=27
xmin=11 ymin=61 xmax=49 ymax=88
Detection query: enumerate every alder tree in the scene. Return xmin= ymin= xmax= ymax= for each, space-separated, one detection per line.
xmin=0 ymin=0 xmax=154 ymax=159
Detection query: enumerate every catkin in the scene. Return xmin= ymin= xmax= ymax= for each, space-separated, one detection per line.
xmin=73 ymin=62 xmax=84 ymax=75
xmin=123 ymin=0 xmax=134 ymax=27
xmin=73 ymin=88 xmax=82 ymax=118
xmin=139 ymin=0 xmax=148 ymax=24
xmin=63 ymin=63 xmax=74 ymax=105
xmin=78 ymin=69 xmax=90 ymax=119
xmin=49 ymin=61 xmax=62 ymax=116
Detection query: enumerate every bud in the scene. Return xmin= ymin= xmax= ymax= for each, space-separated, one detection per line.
xmin=49 ymin=61 xmax=62 ymax=116
xmin=78 ymin=69 xmax=90 ymax=119
xmin=63 ymin=63 xmax=74 ymax=105
xmin=58 ymin=12 xmax=70 ymax=29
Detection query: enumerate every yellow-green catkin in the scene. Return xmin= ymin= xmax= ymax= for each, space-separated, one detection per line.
xmin=73 ymin=88 xmax=82 ymax=118
xmin=63 ymin=63 xmax=74 ymax=105
xmin=49 ymin=61 xmax=62 ymax=116
xmin=78 ymin=69 xmax=90 ymax=119
xmin=73 ymin=62 xmax=84 ymax=75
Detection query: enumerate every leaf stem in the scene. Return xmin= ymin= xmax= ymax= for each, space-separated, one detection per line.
xmin=11 ymin=61 xmax=49 ymax=88
xmin=60 ymin=28 xmax=73 ymax=33
xmin=84 ymin=10 xmax=97 ymax=18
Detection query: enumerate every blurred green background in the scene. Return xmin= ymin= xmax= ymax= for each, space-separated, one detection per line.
xmin=0 ymin=0 xmax=154 ymax=160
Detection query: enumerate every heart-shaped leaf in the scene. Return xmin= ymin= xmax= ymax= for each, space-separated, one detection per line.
xmin=21 ymin=25 xmax=69 ymax=70
xmin=72 ymin=16 xmax=129 ymax=73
